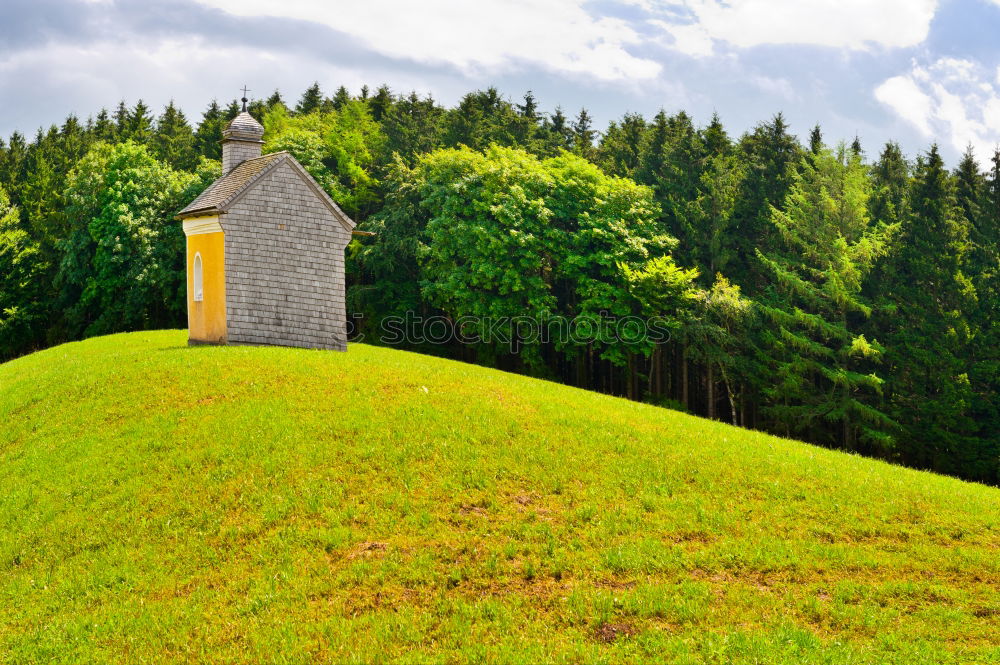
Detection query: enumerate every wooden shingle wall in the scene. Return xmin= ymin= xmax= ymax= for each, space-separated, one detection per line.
xmin=221 ymin=160 xmax=350 ymax=351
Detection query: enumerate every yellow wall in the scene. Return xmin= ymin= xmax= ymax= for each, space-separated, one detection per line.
xmin=187 ymin=229 xmax=227 ymax=344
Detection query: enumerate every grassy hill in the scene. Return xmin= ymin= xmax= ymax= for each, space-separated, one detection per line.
xmin=1 ymin=331 xmax=998 ymax=664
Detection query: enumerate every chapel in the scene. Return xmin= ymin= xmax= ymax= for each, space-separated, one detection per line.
xmin=176 ymin=96 xmax=355 ymax=350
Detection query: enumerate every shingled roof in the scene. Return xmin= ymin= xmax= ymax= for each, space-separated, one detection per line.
xmin=177 ymin=152 xmax=284 ymax=218
xmin=175 ymin=151 xmax=355 ymax=232
xmin=223 ymin=111 xmax=265 ymax=142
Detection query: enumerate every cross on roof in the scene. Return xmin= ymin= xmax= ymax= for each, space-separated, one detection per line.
xmin=240 ymin=85 xmax=251 ymax=111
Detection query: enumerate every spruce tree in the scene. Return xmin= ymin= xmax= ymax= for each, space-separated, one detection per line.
xmin=597 ymin=112 xmax=646 ymax=178
xmin=0 ymin=132 xmax=27 ymax=205
xmin=701 ymin=113 xmax=730 ymax=157
xmin=194 ymin=100 xmax=224 ymax=160
xmin=880 ymin=145 xmax=979 ymax=477
xmin=636 ymin=110 xmax=669 ymax=191
xmin=152 ymin=101 xmax=197 ymax=170
xmin=809 ymin=124 xmax=823 ymax=155
xmin=571 ymin=108 xmax=596 ymax=160
xmin=868 ymin=142 xmax=909 ymax=230
xmin=758 ymin=145 xmax=895 ymax=450
xmin=126 ymin=100 xmax=154 ymax=144
xmin=113 ymin=101 xmax=130 ymax=138
xmin=223 ymin=100 xmax=241 ymax=122
xmin=296 ymin=82 xmax=323 ymax=114
xmin=369 ymin=85 xmax=393 ymax=122
xmin=961 ymin=148 xmax=1000 ymax=483
xmin=92 ymin=109 xmax=116 ymax=143
xmin=517 ymin=91 xmax=538 ymax=119
xmin=266 ymin=90 xmax=285 ymax=109
xmin=731 ymin=113 xmax=801 ymax=292
xmin=332 ymin=86 xmax=351 ymax=110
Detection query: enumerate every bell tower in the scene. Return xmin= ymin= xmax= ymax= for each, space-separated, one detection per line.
xmin=221 ymin=88 xmax=264 ymax=174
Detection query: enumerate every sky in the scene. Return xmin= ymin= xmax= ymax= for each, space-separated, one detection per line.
xmin=2 ymin=0 xmax=1000 ymax=166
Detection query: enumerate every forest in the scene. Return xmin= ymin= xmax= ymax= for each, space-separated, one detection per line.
xmin=0 ymin=83 xmax=997 ymax=485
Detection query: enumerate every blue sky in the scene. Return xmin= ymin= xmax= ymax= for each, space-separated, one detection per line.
xmin=2 ymin=0 xmax=1000 ymax=166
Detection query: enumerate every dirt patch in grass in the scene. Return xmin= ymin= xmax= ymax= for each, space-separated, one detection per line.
xmin=348 ymin=541 xmax=387 ymax=559
xmin=596 ymin=579 xmax=637 ymax=591
xmin=593 ymin=622 xmax=638 ymax=643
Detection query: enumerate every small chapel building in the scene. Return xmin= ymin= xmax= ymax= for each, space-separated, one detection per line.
xmin=177 ymin=101 xmax=355 ymax=351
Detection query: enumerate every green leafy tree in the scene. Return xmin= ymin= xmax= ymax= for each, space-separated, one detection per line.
xmin=0 ymin=185 xmax=48 ymax=358
xmin=57 ymin=142 xmax=198 ymax=337
xmin=263 ymin=102 xmax=385 ymax=219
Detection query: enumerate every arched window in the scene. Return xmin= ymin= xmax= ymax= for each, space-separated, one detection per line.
xmin=193 ymin=252 xmax=204 ymax=302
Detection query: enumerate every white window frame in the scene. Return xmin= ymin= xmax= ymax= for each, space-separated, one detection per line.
xmin=193 ymin=252 xmax=204 ymax=302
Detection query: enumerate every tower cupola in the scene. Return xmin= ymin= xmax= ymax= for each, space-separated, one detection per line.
xmin=221 ymin=95 xmax=264 ymax=174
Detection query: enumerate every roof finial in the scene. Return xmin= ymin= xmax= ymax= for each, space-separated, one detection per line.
xmin=240 ymin=85 xmax=251 ymax=112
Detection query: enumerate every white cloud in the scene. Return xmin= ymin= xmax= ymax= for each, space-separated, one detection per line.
xmin=193 ymin=0 xmax=661 ymax=82
xmin=875 ymin=58 xmax=1000 ymax=158
xmin=645 ymin=0 xmax=938 ymax=57
xmin=0 ymin=36 xmax=374 ymax=134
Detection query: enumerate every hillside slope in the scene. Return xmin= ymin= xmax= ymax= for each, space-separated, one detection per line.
xmin=0 ymin=331 xmax=998 ymax=664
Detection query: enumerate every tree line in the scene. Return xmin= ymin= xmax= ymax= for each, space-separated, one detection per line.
xmin=0 ymin=83 xmax=997 ymax=485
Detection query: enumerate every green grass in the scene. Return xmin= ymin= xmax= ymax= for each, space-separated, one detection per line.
xmin=1 ymin=331 xmax=998 ymax=664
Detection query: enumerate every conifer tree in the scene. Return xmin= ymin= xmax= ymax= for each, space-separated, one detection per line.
xmin=332 ymin=86 xmax=351 ymax=110
xmin=296 ymin=82 xmax=323 ymax=115
xmin=597 ymin=112 xmax=646 ymax=178
xmin=369 ymin=85 xmax=393 ymax=122
xmin=194 ymin=100 xmax=224 ymax=160
xmin=125 ymin=100 xmax=154 ymax=144
xmin=880 ymin=145 xmax=979 ymax=476
xmin=380 ymin=92 xmax=445 ymax=165
xmin=701 ymin=113 xmax=729 ymax=157
xmin=809 ymin=124 xmax=823 ymax=155
xmin=635 ymin=110 xmax=669 ymax=193
xmin=443 ymin=88 xmax=517 ymax=150
xmin=542 ymin=106 xmax=573 ymax=154
xmin=152 ymin=101 xmax=197 ymax=171
xmin=266 ymin=90 xmax=285 ymax=109
xmin=0 ymin=132 xmax=27 ymax=205
xmin=731 ymin=113 xmax=801 ymax=291
xmin=113 ymin=101 xmax=130 ymax=137
xmin=92 ymin=109 xmax=116 ymax=143
xmin=758 ymin=145 xmax=895 ymax=450
xmin=517 ymin=91 xmax=538 ymax=119
xmin=223 ymin=99 xmax=241 ymax=122
xmin=510 ymin=91 xmax=542 ymax=149
xmin=960 ymin=148 xmax=1000 ymax=482
xmin=571 ymin=108 xmax=596 ymax=160
xmin=868 ymin=141 xmax=909 ymax=229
